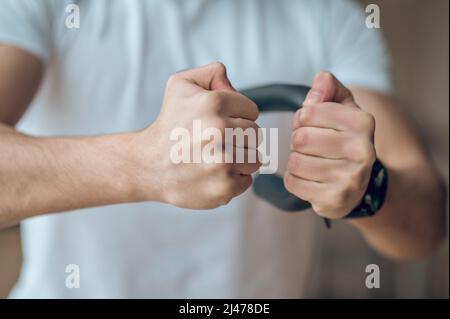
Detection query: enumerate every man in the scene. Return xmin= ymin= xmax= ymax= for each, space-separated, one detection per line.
xmin=0 ymin=0 xmax=445 ymax=298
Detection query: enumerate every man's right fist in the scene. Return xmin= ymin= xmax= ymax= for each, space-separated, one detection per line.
xmin=132 ymin=63 xmax=261 ymax=209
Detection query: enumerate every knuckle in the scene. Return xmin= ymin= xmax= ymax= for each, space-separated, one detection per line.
xmin=314 ymin=189 xmax=353 ymax=218
xmin=283 ymin=173 xmax=295 ymax=193
xmin=366 ymin=113 xmax=376 ymax=132
xmin=283 ymin=173 xmax=300 ymax=196
xmin=217 ymin=178 xmax=233 ymax=196
xmin=320 ymin=70 xmax=334 ymax=81
xmin=246 ymin=129 xmax=260 ymax=150
xmin=166 ymin=73 xmax=181 ymax=89
xmin=248 ymin=121 xmax=260 ymax=134
xmin=312 ymin=204 xmax=328 ymax=217
xmin=359 ymin=112 xmax=376 ymax=132
xmin=217 ymin=194 xmax=232 ymax=206
xmin=332 ymin=190 xmax=349 ymax=211
xmin=287 ymin=153 xmax=300 ymax=172
xmin=349 ymin=140 xmax=375 ymax=164
xmin=363 ymin=144 xmax=377 ymax=165
xmin=292 ymin=109 xmax=302 ymax=128
xmin=211 ymin=62 xmax=226 ymax=74
xmin=248 ymin=100 xmax=260 ymax=120
xmin=292 ymin=127 xmax=310 ymax=150
xmin=299 ymin=106 xmax=314 ymax=125
xmin=216 ymin=177 xmax=237 ymax=205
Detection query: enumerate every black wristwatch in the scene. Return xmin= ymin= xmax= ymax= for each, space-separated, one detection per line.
xmin=346 ymin=159 xmax=389 ymax=218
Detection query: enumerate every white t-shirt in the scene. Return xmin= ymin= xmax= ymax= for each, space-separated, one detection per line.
xmin=0 ymin=0 xmax=391 ymax=298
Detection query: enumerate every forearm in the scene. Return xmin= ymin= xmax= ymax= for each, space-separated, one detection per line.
xmin=0 ymin=124 xmax=157 ymax=227
xmin=349 ymin=88 xmax=447 ymax=260
xmin=350 ymin=163 xmax=446 ymax=260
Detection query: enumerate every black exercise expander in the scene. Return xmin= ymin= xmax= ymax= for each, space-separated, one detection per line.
xmin=240 ymin=84 xmax=312 ymax=212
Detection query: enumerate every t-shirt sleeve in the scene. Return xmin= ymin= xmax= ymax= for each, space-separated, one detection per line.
xmin=0 ymin=0 xmax=55 ymax=63
xmin=322 ymin=0 xmax=393 ymax=94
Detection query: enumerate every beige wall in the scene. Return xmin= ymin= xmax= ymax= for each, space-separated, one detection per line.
xmin=0 ymin=0 xmax=448 ymax=298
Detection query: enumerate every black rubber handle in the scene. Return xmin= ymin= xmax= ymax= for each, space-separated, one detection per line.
xmin=240 ymin=84 xmax=312 ymax=212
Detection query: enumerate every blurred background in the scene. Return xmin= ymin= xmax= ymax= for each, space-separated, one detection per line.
xmin=0 ymin=0 xmax=448 ymax=298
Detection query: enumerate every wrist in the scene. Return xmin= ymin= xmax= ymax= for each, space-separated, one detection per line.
xmin=121 ymin=125 xmax=166 ymax=204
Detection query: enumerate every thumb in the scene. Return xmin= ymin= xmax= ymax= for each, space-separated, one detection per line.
xmin=303 ymin=71 xmax=354 ymax=106
xmin=181 ymin=62 xmax=235 ymax=92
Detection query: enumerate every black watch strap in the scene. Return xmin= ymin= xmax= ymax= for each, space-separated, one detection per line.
xmin=345 ymin=159 xmax=389 ymax=218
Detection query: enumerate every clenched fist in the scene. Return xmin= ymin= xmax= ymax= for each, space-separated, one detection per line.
xmin=284 ymin=71 xmax=376 ymax=219
xmin=134 ymin=63 xmax=261 ymax=209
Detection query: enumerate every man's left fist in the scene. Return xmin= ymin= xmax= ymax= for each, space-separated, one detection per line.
xmin=284 ymin=71 xmax=376 ymax=219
